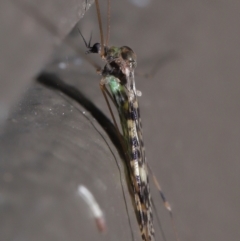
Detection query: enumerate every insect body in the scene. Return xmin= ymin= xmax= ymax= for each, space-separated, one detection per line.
xmin=13 ymin=0 xmax=178 ymax=240
xmin=83 ymin=1 xmax=179 ymax=239
xmin=97 ymin=45 xmax=155 ymax=241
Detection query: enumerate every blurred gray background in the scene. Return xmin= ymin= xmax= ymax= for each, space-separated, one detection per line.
xmin=1 ymin=0 xmax=240 ymax=241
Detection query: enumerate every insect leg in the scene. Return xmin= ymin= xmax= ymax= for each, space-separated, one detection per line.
xmin=147 ymin=163 xmax=180 ymax=241
xmin=99 ymin=80 xmax=136 ymax=241
xmin=100 ymin=81 xmax=121 ymax=137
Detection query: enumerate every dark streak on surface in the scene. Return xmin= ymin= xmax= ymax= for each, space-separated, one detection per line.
xmin=37 ymin=72 xmax=123 ymax=157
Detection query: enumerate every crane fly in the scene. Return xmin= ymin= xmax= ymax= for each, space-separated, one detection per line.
xmin=13 ymin=0 xmax=179 ymax=240
xmin=80 ymin=1 xmax=179 ymax=241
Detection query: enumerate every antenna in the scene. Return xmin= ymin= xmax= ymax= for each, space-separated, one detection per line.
xmin=95 ymin=0 xmax=105 ymax=57
xmin=105 ymin=0 xmax=111 ymax=47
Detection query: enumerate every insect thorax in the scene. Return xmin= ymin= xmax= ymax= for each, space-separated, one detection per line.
xmin=105 ymin=46 xmax=137 ymax=72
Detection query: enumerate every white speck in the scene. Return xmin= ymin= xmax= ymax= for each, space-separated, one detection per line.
xmin=136 ymin=90 xmax=142 ymax=97
xmin=62 ymin=113 xmax=65 ymax=115
xmin=34 ymin=112 xmax=37 ymax=115
xmin=77 ymin=185 xmax=106 ymax=232
xmin=58 ymin=62 xmax=67 ymax=69
xmin=49 ymin=108 xmax=52 ymax=111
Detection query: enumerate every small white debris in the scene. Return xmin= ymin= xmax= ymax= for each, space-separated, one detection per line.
xmin=136 ymin=90 xmax=142 ymax=97
xmin=77 ymin=185 xmax=106 ymax=233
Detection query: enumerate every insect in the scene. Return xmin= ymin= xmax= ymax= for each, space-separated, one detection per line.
xmin=80 ymin=1 xmax=179 ymax=241
xmin=13 ymin=0 xmax=179 ymax=240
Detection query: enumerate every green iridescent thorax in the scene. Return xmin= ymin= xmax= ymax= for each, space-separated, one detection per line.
xmin=105 ymin=75 xmax=121 ymax=93
xmin=105 ymin=75 xmax=129 ymax=142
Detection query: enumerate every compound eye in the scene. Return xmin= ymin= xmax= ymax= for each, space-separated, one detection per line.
xmin=121 ymin=46 xmax=136 ymax=61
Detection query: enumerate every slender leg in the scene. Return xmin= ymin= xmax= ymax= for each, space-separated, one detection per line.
xmin=99 ymin=81 xmax=129 ymax=160
xmin=147 ymin=163 xmax=180 ymax=241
